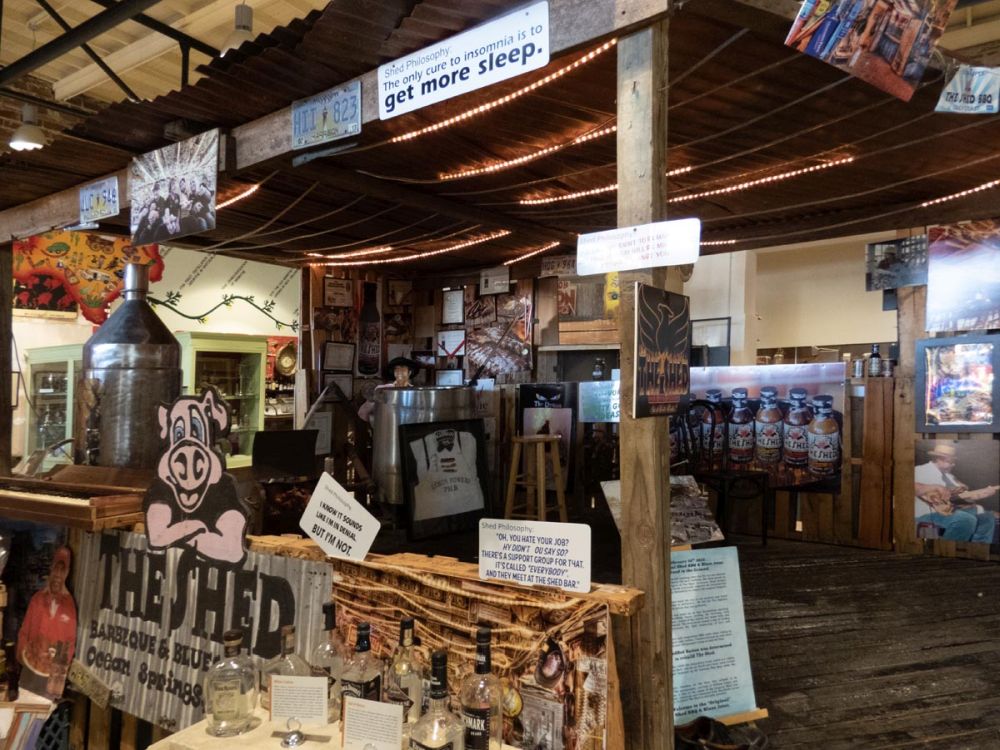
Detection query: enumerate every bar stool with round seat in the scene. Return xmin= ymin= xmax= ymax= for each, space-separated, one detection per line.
xmin=503 ymin=434 xmax=568 ymax=522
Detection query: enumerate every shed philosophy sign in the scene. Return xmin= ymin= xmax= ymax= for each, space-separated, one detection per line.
xmin=377 ymin=1 xmax=549 ymax=119
xmin=75 ymin=531 xmax=331 ymax=730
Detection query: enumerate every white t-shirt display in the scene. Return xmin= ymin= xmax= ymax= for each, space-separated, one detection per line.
xmin=409 ymin=428 xmax=484 ymax=521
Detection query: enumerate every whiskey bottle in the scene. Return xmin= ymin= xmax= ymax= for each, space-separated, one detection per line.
xmin=460 ymin=627 xmax=502 ymax=750
xmin=311 ymin=601 xmax=349 ymax=723
xmin=753 ymin=386 xmax=783 ymax=465
xmin=341 ymin=622 xmax=383 ymax=706
xmin=410 ymin=651 xmax=464 ymax=750
xmin=385 ymin=618 xmax=424 ymax=733
xmin=727 ymin=388 xmax=754 ymax=465
xmin=205 ymin=629 xmax=258 ymax=737
xmin=867 ymin=343 xmax=882 ymax=378
xmin=783 ymin=388 xmax=812 ymax=468
xmin=260 ymin=625 xmax=311 ymax=711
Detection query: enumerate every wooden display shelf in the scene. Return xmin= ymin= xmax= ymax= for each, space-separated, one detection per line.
xmin=0 ymin=475 xmax=144 ymax=531
xmin=538 ymin=342 xmax=622 ymax=352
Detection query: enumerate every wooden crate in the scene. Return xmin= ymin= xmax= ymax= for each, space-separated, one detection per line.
xmin=558 ymin=319 xmax=619 ymax=345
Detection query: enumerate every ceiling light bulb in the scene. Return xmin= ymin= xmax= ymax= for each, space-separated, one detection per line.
xmin=9 ymin=104 xmax=45 ymax=151
xmin=220 ymin=3 xmax=253 ymax=57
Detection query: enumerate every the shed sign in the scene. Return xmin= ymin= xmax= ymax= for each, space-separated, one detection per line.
xmin=377 ymin=1 xmax=549 ymax=119
xmin=75 ymin=531 xmax=331 ymax=730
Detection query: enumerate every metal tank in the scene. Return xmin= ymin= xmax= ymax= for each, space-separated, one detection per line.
xmin=75 ymin=263 xmax=182 ymax=468
xmin=372 ymin=386 xmax=476 ymax=504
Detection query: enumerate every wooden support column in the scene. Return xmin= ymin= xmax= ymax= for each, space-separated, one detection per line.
xmin=0 ymin=242 xmax=11 ymax=476
xmin=614 ymin=19 xmax=678 ymax=750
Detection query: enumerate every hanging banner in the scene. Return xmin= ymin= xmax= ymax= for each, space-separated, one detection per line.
xmin=74 ymin=531 xmax=331 ymax=730
xmin=377 ymin=1 xmax=549 ymax=119
xmin=936 ymin=65 xmax=1000 ymax=114
xmin=577 ymin=218 xmax=701 ymax=276
xmin=79 ymin=176 xmax=120 ymax=224
xmin=291 ymin=79 xmax=362 ymax=149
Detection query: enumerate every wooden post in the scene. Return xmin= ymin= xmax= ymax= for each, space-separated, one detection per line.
xmin=613 ymin=19 xmax=677 ymax=750
xmin=0 ymin=242 xmax=11 ymax=476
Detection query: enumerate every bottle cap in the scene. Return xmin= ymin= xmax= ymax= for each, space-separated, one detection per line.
xmin=705 ymin=388 xmax=722 ymax=402
xmin=476 ymin=626 xmax=492 ymax=644
xmin=322 ymin=601 xmax=336 ymax=631
xmin=789 ymin=387 xmax=807 ymax=401
xmin=222 ymin=629 xmax=243 ymax=645
xmin=811 ymin=394 xmax=833 ymax=409
xmin=431 ymin=650 xmax=447 ymax=670
xmin=732 ymin=387 xmax=748 ymax=400
xmin=357 ymin=622 xmax=370 ymax=636
xmin=759 ymin=386 xmax=778 ymax=400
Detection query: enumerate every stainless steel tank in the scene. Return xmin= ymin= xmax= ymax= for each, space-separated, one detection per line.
xmin=372 ymin=385 xmax=476 ymax=504
xmin=75 ymin=263 xmax=181 ymax=468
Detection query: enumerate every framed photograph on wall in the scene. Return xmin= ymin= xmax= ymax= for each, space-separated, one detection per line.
xmin=399 ymin=419 xmax=489 ymax=540
xmin=915 ymin=335 xmax=1000 ymax=433
xmin=436 ymin=369 xmax=464 ymax=386
xmin=322 ymin=342 xmax=355 ymax=371
xmin=324 ymin=277 xmax=354 ymax=308
xmin=322 ymin=372 xmax=353 ymax=401
xmin=442 ymin=288 xmax=465 ymax=325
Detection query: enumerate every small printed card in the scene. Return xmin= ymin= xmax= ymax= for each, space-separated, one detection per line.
xmin=300 ymin=472 xmax=380 ymax=560
xmin=342 ymin=697 xmax=403 ymax=750
xmin=269 ymin=675 xmax=329 ymax=726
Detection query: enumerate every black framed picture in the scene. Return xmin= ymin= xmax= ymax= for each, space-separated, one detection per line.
xmin=322 ymin=341 xmax=355 ymax=371
xmin=915 ymin=335 xmax=1000 ymax=433
xmin=399 ymin=419 xmax=489 ymax=540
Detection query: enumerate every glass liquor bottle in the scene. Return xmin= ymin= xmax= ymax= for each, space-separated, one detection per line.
xmin=341 ymin=622 xmax=384 ymax=706
xmin=410 ymin=651 xmax=464 ymax=750
xmin=205 ymin=629 xmax=258 ymax=737
xmin=867 ymin=343 xmax=882 ymax=378
xmin=783 ymin=388 xmax=812 ymax=468
xmin=385 ymin=618 xmax=424 ymax=734
xmin=260 ymin=624 xmax=311 ymax=711
xmin=460 ymin=627 xmax=502 ymax=750
xmin=311 ymin=601 xmax=349 ymax=723
xmin=807 ymin=395 xmax=841 ymax=477
xmin=727 ymin=388 xmax=754 ymax=465
xmin=753 ymin=386 xmax=783 ymax=465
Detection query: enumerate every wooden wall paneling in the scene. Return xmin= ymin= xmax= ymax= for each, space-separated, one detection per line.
xmin=858 ymin=378 xmax=895 ymax=549
xmin=893 ymin=285 xmax=925 ymax=554
xmin=120 ymin=712 xmax=138 ymax=750
xmin=69 ymin=695 xmax=88 ymax=750
xmin=87 ymin=700 xmax=111 ymax=750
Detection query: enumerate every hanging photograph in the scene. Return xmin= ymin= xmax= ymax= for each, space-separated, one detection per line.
xmin=914 ymin=439 xmax=1000 ymax=546
xmin=926 ymin=219 xmax=1000 ymax=331
xmin=785 ymin=0 xmax=957 ymax=101
xmin=314 ymin=306 xmax=357 ymax=343
xmin=464 ymin=285 xmax=534 ymax=382
xmin=465 ymin=288 xmax=497 ymax=329
xmin=442 ymin=288 xmax=465 ymax=325
xmin=399 ymin=419 xmax=488 ymax=539
xmin=130 ymin=129 xmax=218 ymax=245
xmin=865 ymin=235 xmax=928 ymax=291
xmin=324 ymin=277 xmax=354 ymax=307
xmin=915 ymin=335 xmax=999 ymax=432
xmin=633 ymin=283 xmax=691 ymax=418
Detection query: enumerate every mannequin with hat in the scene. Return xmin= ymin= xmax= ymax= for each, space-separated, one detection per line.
xmin=357 ymin=356 xmax=421 ymax=424
xmin=915 ymin=443 xmax=999 ymax=543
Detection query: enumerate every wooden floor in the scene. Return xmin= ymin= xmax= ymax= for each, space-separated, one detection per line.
xmin=738 ymin=538 xmax=1000 ymax=750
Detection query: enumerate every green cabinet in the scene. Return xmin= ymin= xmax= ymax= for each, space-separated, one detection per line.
xmin=22 ymin=344 xmax=82 ymax=469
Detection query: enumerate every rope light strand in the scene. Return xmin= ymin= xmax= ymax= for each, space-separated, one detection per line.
xmin=311 ymin=230 xmax=512 ymax=267
xmin=519 ymin=166 xmax=693 ymax=206
xmin=700 ymin=239 xmax=738 ymax=247
xmin=669 ymin=157 xmax=855 ymax=204
xmin=502 ymin=241 xmax=561 ymax=266
xmin=217 ymin=183 xmax=261 ymax=209
xmin=920 ymin=178 xmax=1000 ymax=208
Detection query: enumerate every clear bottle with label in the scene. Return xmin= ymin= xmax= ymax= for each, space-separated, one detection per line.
xmin=867 ymin=343 xmax=882 ymax=378
xmin=701 ymin=389 xmax=725 ymax=461
xmin=754 ymin=386 xmax=783 ymax=464
xmin=260 ymin=625 xmax=311 ymax=711
xmin=807 ymin=395 xmax=841 ymax=477
xmin=727 ymin=388 xmax=754 ymax=465
xmin=311 ymin=601 xmax=349 ymax=723
xmin=460 ymin=628 xmax=502 ymax=750
xmin=341 ymin=622 xmax=384 ymax=709
xmin=205 ymin=629 xmax=258 ymax=737
xmin=783 ymin=388 xmax=812 ymax=468
xmin=386 ymin=618 xmax=424 ymax=737
xmin=410 ymin=651 xmax=464 ymax=750
xmin=358 ymin=282 xmax=381 ymax=376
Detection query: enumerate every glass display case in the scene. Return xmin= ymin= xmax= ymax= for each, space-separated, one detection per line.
xmin=23 ymin=344 xmax=83 ymax=468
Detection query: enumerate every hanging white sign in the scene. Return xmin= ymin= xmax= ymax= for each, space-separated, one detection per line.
xmin=576 ymin=218 xmax=701 ymax=276
xmin=480 ymin=265 xmax=510 ymax=294
xmin=291 ymin=80 xmax=361 ymax=149
xmin=936 ymin=65 xmax=1000 ymax=114
xmin=377 ymin=1 xmax=549 ymax=119
xmin=78 ymin=176 xmax=120 ymax=223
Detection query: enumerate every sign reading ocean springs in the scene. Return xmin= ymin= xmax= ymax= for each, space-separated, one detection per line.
xmin=75 ymin=531 xmax=330 ymax=730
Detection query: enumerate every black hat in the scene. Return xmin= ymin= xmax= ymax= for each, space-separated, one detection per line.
xmin=385 ymin=356 xmax=419 ymax=380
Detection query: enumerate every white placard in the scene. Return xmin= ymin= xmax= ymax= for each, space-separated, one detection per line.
xmin=343 ymin=697 xmax=403 ymax=750
xmin=291 ymin=79 xmax=361 ymax=149
xmin=300 ymin=472 xmax=381 ymax=560
xmin=576 ymin=218 xmax=701 ymax=276
xmin=435 ymin=369 xmax=464 ymax=386
xmin=936 ymin=65 xmax=1000 ymax=114
xmin=79 ymin=175 xmax=120 ymax=223
xmin=378 ymin=1 xmax=549 ymax=119
xmin=269 ymin=675 xmax=329 ymax=726
xmin=480 ymin=265 xmax=510 ymax=295
xmin=478 ymin=518 xmax=591 ymax=593
xmin=437 ymin=328 xmax=466 ymax=357
xmin=442 ymin=288 xmax=465 ymax=324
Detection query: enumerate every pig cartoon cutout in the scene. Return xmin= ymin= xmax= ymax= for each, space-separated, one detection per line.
xmin=143 ymin=387 xmax=249 ymax=565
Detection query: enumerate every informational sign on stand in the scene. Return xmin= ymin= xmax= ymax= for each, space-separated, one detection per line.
xmin=672 ymin=547 xmax=759 ymax=724
xmin=291 ymin=79 xmax=362 ymax=149
xmin=576 ymin=218 xmax=701 ymax=276
xmin=269 ymin=675 xmax=329 ymax=725
xmin=300 ymin=472 xmax=380 ymax=560
xmin=343 ymin=698 xmax=403 ymax=750
xmin=479 ymin=518 xmax=591 ymax=593
xmin=935 ymin=65 xmax=1000 ymax=114
xmin=377 ymin=1 xmax=549 ymax=119
xmin=78 ymin=175 xmax=119 ymax=223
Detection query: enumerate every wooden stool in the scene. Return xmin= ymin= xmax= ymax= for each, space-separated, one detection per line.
xmin=503 ymin=434 xmax=568 ymax=522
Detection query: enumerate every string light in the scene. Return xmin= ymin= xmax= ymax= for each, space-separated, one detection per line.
xmin=668 ymin=157 xmax=855 ymax=204
xmin=438 ymin=125 xmax=617 ymax=181
xmin=307 ymin=246 xmax=393 ymax=260
xmin=311 ymin=230 xmax=512 ymax=267
xmin=518 ymin=166 xmax=693 ymax=206
xmin=217 ymin=183 xmax=260 ymax=209
xmin=503 ymin=241 xmax=561 ymax=266
xmin=920 ymin=178 xmax=1000 ymax=208
xmin=700 ymin=239 xmax=738 ymax=247
xmin=390 ymin=39 xmax=617 ymax=143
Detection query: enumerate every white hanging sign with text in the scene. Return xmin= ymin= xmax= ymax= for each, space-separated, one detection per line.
xmin=576 ymin=218 xmax=701 ymax=276
xmin=300 ymin=473 xmax=380 ymax=560
xmin=936 ymin=65 xmax=1000 ymax=114
xmin=479 ymin=518 xmax=591 ymax=593
xmin=377 ymin=1 xmax=549 ymax=119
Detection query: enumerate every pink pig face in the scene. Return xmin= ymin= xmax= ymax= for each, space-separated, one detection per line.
xmin=156 ymin=390 xmax=228 ymax=513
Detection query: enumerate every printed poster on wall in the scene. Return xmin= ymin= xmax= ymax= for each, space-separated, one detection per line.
xmin=865 ymin=235 xmax=928 ymax=291
xmin=785 ymin=0 xmax=957 ymax=102
xmin=633 ymin=283 xmax=691 ymax=418
xmin=130 ymin=129 xmax=218 ymax=245
xmin=519 ymin=383 xmax=577 ymax=492
xmin=75 ymin=531 xmax=331 ymax=730
xmin=926 ymin=219 xmax=1000 ymax=332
